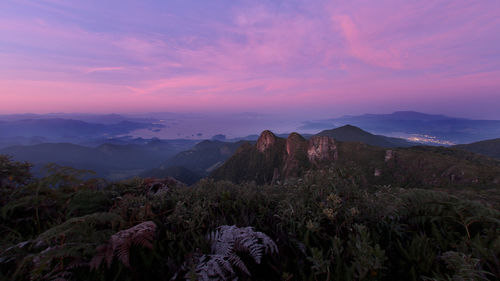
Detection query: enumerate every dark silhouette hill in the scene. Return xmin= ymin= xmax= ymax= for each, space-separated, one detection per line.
xmin=139 ymin=139 xmax=249 ymax=183
xmin=454 ymin=138 xmax=500 ymax=160
xmin=301 ymin=111 xmax=500 ymax=144
xmin=140 ymin=166 xmax=203 ymax=185
xmin=0 ymin=140 xmax=184 ymax=180
xmin=315 ymin=125 xmax=413 ymax=147
xmin=160 ymin=140 xmax=248 ymax=175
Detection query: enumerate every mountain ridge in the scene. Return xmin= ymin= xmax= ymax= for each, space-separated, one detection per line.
xmin=301 ymin=111 xmax=500 ymax=144
xmin=0 ymin=118 xmax=163 ymax=139
xmin=0 ymin=140 xmax=185 ymax=180
xmin=212 ymin=130 xmax=500 ymax=187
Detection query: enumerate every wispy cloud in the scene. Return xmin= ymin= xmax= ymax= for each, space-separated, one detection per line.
xmin=84 ymin=67 xmax=124 ymax=74
xmin=0 ymin=0 xmax=499 ymax=117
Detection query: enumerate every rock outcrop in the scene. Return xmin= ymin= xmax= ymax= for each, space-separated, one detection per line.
xmin=212 ymin=130 xmax=338 ymax=184
xmin=307 ymin=136 xmax=338 ymax=164
xmin=256 ymin=130 xmax=277 ymax=152
xmin=286 ymin=132 xmax=307 ymax=156
xmin=283 ymin=132 xmax=309 ymax=178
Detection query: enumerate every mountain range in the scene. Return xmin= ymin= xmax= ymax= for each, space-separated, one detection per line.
xmin=0 ymin=139 xmax=196 ymax=180
xmin=301 ymin=111 xmax=500 ymax=144
xmin=212 ymin=130 xmax=500 ymax=187
xmin=0 ymin=118 xmax=163 ymax=143
xmin=3 ymin=111 xmax=500 ymax=148
xmin=0 ymin=113 xmax=161 ymax=124
xmin=142 ymin=125 xmax=413 ymax=183
xmin=3 ymin=122 xmax=500 ymax=186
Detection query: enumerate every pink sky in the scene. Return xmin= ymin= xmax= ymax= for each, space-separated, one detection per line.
xmin=0 ymin=0 xmax=499 ymax=119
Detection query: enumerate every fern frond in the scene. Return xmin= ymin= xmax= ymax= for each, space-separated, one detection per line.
xmin=90 ymin=221 xmax=157 ymax=269
xmin=227 ymin=253 xmax=250 ymax=276
xmin=194 ymin=254 xmax=237 ymax=281
xmin=236 ymin=228 xmax=261 ymax=263
xmin=198 ymin=225 xmax=278 ymax=279
xmin=254 ymin=230 xmax=279 ymax=255
xmin=209 ymin=225 xmax=236 ymax=256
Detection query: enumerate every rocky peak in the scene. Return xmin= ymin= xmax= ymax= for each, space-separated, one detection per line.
xmin=286 ymin=132 xmax=307 ymax=156
xmin=256 ymin=130 xmax=278 ymax=152
xmin=282 ymin=132 xmax=309 ymax=178
xmin=307 ymin=136 xmax=338 ymax=164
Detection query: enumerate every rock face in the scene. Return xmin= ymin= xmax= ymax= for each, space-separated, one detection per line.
xmin=307 ymin=136 xmax=338 ymax=164
xmin=212 ymin=130 xmax=338 ymax=184
xmin=257 ymin=130 xmax=277 ymax=152
xmin=286 ymin=132 xmax=307 ymax=156
xmin=283 ymin=133 xmax=309 ymax=178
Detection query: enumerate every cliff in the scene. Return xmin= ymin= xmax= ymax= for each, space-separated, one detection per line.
xmin=211 ymin=130 xmax=339 ymax=184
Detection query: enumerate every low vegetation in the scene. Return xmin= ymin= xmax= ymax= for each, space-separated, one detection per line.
xmin=1 ymin=155 xmax=499 ymax=280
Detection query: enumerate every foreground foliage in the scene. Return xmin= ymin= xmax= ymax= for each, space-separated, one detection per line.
xmin=0 ymin=156 xmax=499 ymax=280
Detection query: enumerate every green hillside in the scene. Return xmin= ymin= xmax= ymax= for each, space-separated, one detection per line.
xmin=1 ymin=155 xmax=499 ymax=280
xmin=213 ymin=130 xmax=500 ymax=188
xmin=162 ymin=140 xmax=247 ymax=175
xmin=454 ymin=138 xmax=500 ymax=160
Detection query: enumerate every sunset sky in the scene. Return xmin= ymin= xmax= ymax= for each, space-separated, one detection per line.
xmin=1 ymin=0 xmax=499 ymax=118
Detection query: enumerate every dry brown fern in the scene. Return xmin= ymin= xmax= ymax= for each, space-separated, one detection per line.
xmin=90 ymin=221 xmax=157 ymax=269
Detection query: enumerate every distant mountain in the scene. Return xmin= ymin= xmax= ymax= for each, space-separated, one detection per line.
xmin=0 ymin=139 xmax=189 ymax=180
xmin=80 ymin=137 xmax=198 ymax=151
xmin=0 ymin=118 xmax=164 ymax=141
xmin=161 ymin=140 xmax=247 ymax=175
xmin=1 ymin=142 xmax=98 ymax=166
xmin=301 ymin=111 xmax=500 ymax=144
xmin=212 ymin=130 xmax=500 ymax=187
xmin=315 ymin=125 xmax=414 ymax=148
xmin=211 ymin=134 xmax=227 ymax=141
xmin=0 ymin=136 xmax=50 ymax=149
xmin=0 ymin=113 xmax=155 ymax=124
xmin=454 ymin=138 xmax=500 ymax=160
